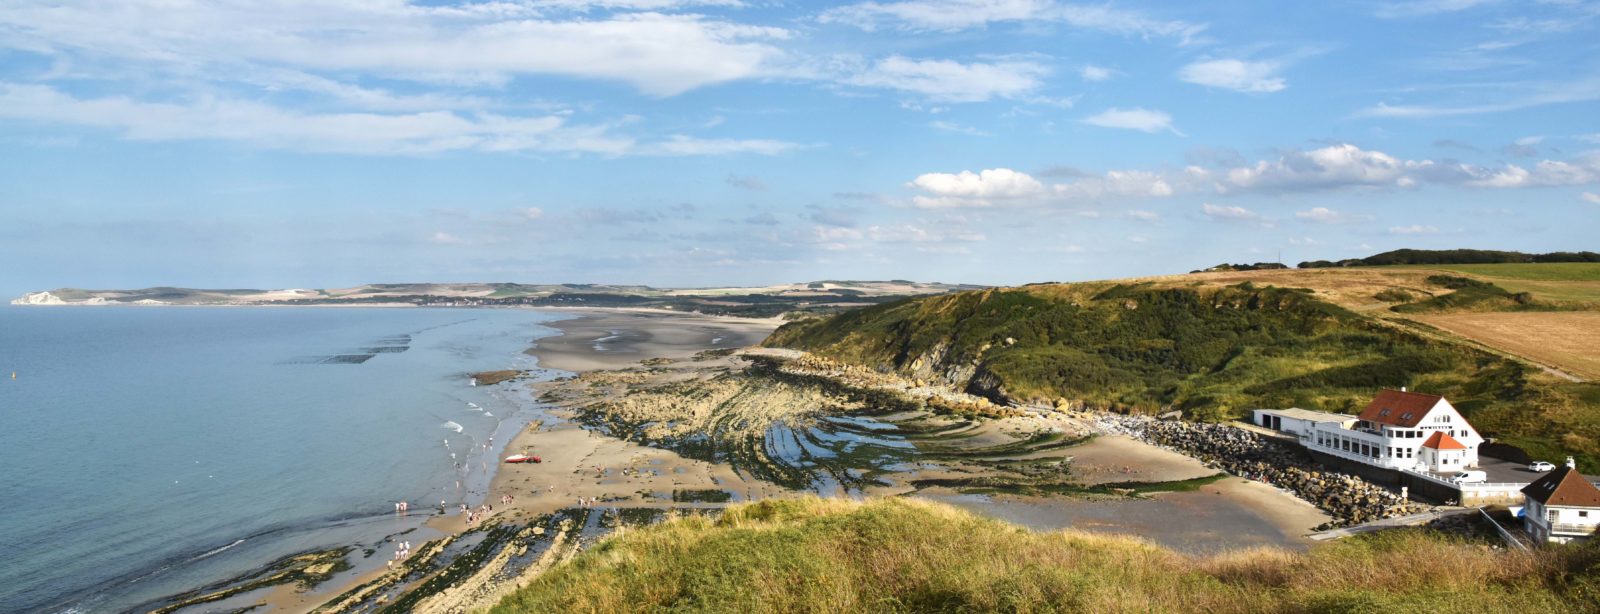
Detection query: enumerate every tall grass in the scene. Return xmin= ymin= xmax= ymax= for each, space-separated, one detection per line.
xmin=490 ymin=497 xmax=1593 ymax=613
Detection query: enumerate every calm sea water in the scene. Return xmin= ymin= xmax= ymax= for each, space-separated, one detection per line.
xmin=0 ymin=305 xmax=565 ymax=613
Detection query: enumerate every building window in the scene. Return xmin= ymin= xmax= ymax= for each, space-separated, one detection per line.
xmin=1581 ymin=511 xmax=1590 ymax=518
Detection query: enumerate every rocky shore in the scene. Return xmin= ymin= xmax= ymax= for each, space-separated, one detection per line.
xmin=1093 ymin=413 xmax=1426 ymax=527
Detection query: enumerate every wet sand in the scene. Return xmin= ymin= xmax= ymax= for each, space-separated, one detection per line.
xmin=920 ymin=475 xmax=1328 ymax=554
xmin=525 ymin=308 xmax=782 ymax=372
xmin=238 ymin=308 xmax=1331 ymax=612
xmin=425 ymin=310 xmax=794 ymax=528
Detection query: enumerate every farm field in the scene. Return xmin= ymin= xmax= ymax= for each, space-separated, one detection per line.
xmin=1410 ymin=311 xmax=1600 ymax=380
xmin=1400 ymin=262 xmax=1600 ymax=281
xmin=1393 ymin=263 xmax=1600 ymax=304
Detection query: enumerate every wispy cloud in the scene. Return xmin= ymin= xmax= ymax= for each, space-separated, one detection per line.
xmin=726 ymin=174 xmax=768 ymax=190
xmin=1178 ymin=58 xmax=1287 ymax=93
xmin=844 ymin=56 xmax=1049 ymax=102
xmin=1202 ymin=203 xmax=1259 ymax=221
xmin=1374 ymin=0 xmax=1497 ymax=19
xmin=818 ymin=1 xmax=1205 ymax=43
xmin=1081 ymin=107 xmax=1182 ymax=135
xmin=1295 ymin=207 xmax=1371 ymax=223
xmin=1388 ymin=224 xmax=1440 ymax=235
xmin=1079 ymin=65 xmax=1116 ymax=82
xmin=0 ymin=83 xmax=798 ymax=156
xmin=1356 ymin=75 xmax=1600 ymax=118
xmin=929 ymin=120 xmax=991 ymax=136
xmin=0 ymin=2 xmax=792 ymax=97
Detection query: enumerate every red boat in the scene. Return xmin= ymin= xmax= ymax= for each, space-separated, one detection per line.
xmin=503 ymin=454 xmax=541 ymax=464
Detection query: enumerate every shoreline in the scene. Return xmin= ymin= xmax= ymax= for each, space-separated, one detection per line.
xmin=153 ymin=308 xmax=1341 ymax=612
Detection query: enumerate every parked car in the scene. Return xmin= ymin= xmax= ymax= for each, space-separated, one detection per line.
xmin=1449 ymin=470 xmax=1488 ymax=484
xmin=1529 ymin=461 xmax=1556 ymax=472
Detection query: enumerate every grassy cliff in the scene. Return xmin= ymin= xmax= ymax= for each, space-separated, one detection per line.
xmin=764 ymin=282 xmax=1600 ymax=470
xmin=491 ymin=497 xmax=1598 ymax=613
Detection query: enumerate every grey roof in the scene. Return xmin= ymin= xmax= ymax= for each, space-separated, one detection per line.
xmin=1255 ymin=408 xmax=1356 ymax=423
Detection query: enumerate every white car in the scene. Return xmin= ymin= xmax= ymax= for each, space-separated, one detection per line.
xmin=1529 ymin=461 xmax=1556 ymax=472
xmin=1449 ymin=470 xmax=1487 ymax=484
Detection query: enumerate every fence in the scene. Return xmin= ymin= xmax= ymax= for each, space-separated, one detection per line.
xmin=1479 ymin=507 xmax=1529 ymax=552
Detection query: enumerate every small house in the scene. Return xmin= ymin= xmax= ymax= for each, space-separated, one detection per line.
xmin=1522 ymin=458 xmax=1600 ymax=545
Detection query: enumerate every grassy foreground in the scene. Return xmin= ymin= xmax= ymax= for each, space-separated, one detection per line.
xmin=491 ymin=497 xmax=1600 ymax=613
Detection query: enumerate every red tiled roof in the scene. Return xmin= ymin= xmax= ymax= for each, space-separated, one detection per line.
xmin=1357 ymin=389 xmax=1444 ymax=428
xmin=1522 ymin=466 xmax=1600 ymax=507
xmin=1420 ymin=431 xmax=1467 ymax=450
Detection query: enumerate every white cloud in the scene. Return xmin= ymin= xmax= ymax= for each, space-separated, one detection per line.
xmin=642 ymin=136 xmax=800 ymax=156
xmin=1388 ymin=224 xmax=1440 ymax=235
xmin=1374 ymin=0 xmax=1496 ymax=18
xmin=0 ymin=3 xmax=791 ymax=97
xmin=1177 ymin=59 xmax=1286 ymax=93
xmin=1584 ymin=192 xmax=1600 ymax=204
xmin=907 ymin=167 xmax=1044 ymax=208
xmin=1355 ymin=75 xmax=1600 ymax=119
xmin=1127 ymin=210 xmax=1159 ymax=221
xmin=522 ymin=207 xmax=545 ymax=220
xmin=867 ymin=224 xmax=986 ymax=242
xmin=1225 ymin=144 xmax=1417 ymax=191
xmin=0 ymin=83 xmax=798 ymax=156
xmin=929 ymin=120 xmax=992 ymax=136
xmin=1080 ymin=65 xmax=1115 ymax=82
xmin=902 ymin=144 xmax=1600 ymax=209
xmin=845 ymin=56 xmax=1048 ymax=102
xmin=1294 ymin=207 xmax=1367 ymax=224
xmin=1052 ymin=170 xmax=1180 ymax=199
xmin=1288 ymin=237 xmax=1319 ymax=245
xmin=818 ymin=1 xmax=1205 ymax=42
xmin=429 ymin=231 xmax=467 ymax=245
xmin=1202 ymin=203 xmax=1258 ymax=220
xmin=1081 ymin=107 xmax=1181 ymax=135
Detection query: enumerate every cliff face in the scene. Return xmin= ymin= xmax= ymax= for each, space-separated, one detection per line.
xmin=11 ymin=291 xmax=68 ymax=305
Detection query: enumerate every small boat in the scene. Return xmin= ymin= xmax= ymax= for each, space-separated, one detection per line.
xmin=503 ymin=454 xmax=541 ymax=464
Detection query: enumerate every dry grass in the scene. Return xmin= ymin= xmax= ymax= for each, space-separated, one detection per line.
xmin=1411 ymin=312 xmax=1600 ymax=379
xmin=490 ymin=497 xmax=1589 ymax=613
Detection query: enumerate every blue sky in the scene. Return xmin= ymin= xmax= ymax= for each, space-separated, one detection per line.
xmin=2 ymin=0 xmax=1598 ymax=293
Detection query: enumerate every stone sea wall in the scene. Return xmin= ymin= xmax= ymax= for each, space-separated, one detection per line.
xmin=1094 ymin=413 xmax=1427 ymax=528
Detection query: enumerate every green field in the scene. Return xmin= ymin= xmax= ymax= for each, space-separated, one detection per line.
xmin=492 ymin=497 xmax=1598 ymax=613
xmin=766 ymin=282 xmax=1600 ymax=470
xmin=1384 ymin=264 xmax=1600 ymax=304
xmin=1392 ymin=263 xmax=1600 ymax=281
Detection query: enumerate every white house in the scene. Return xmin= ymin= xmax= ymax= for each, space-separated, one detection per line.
xmin=1253 ymin=389 xmax=1484 ymax=474
xmin=1521 ymin=459 xmax=1600 ymax=544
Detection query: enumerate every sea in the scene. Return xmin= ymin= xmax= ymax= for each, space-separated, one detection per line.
xmin=0 ymin=305 xmax=567 ymax=613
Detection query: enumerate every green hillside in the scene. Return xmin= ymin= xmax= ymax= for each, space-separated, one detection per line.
xmin=492 ymin=497 xmax=1597 ymax=613
xmin=765 ymin=282 xmax=1600 ymax=470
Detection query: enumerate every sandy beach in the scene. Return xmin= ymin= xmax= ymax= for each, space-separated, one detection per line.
xmin=191 ymin=307 xmax=1335 ymax=612
xmin=481 ymin=307 xmax=1332 ymax=550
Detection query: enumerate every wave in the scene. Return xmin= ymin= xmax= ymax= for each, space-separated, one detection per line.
xmin=441 ymin=421 xmax=464 ymax=433
xmin=191 ymin=539 xmax=245 ymax=562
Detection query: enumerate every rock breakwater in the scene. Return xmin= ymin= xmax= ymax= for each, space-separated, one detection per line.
xmin=1094 ymin=413 xmax=1425 ymax=527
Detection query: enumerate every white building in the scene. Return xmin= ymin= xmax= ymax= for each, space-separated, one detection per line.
xmin=1253 ymin=389 xmax=1484 ymax=474
xmin=1522 ymin=459 xmax=1600 ymax=544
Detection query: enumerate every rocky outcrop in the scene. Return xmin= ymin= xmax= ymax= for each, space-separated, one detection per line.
xmin=1094 ymin=413 xmax=1425 ymax=527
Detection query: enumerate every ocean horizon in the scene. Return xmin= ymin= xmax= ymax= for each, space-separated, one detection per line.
xmin=0 ymin=305 xmax=565 ymax=613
